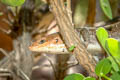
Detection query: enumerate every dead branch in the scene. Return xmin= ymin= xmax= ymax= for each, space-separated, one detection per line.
xmin=0 ymin=32 xmax=33 ymax=80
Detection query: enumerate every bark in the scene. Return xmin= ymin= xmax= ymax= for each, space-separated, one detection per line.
xmin=50 ymin=0 xmax=97 ymax=77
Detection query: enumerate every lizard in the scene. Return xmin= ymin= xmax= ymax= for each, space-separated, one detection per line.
xmin=29 ymin=32 xmax=104 ymax=59
xmin=29 ymin=20 xmax=120 ymax=79
xmin=29 ymin=17 xmax=120 ymax=56
xmin=29 ymin=33 xmax=69 ymax=54
xmin=29 ymin=16 xmax=116 ymax=56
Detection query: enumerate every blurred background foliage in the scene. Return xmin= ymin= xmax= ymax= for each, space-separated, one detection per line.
xmin=34 ymin=0 xmax=120 ymax=28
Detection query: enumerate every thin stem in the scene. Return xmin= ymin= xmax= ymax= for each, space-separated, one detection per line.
xmin=0 ymin=48 xmax=10 ymax=59
xmin=102 ymin=74 xmax=111 ymax=80
xmin=106 ymin=48 xmax=120 ymax=71
xmin=99 ymin=76 xmax=101 ymax=80
xmin=43 ymin=54 xmax=57 ymax=80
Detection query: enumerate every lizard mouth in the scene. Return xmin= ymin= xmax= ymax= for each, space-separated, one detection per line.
xmin=29 ymin=44 xmax=69 ymax=54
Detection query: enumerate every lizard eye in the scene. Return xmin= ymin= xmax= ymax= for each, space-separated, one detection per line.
xmin=55 ymin=38 xmax=58 ymax=43
xmin=39 ymin=39 xmax=45 ymax=44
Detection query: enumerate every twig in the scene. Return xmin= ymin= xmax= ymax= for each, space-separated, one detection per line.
xmin=0 ymin=51 xmax=14 ymax=68
xmin=0 ymin=48 xmax=10 ymax=59
xmin=0 ymin=68 xmax=14 ymax=77
xmin=76 ymin=21 xmax=120 ymax=30
xmin=43 ymin=54 xmax=57 ymax=80
xmin=19 ymin=69 xmax=30 ymax=80
xmin=0 ymin=27 xmax=11 ymax=34
xmin=62 ymin=60 xmax=79 ymax=71
xmin=32 ymin=65 xmax=51 ymax=70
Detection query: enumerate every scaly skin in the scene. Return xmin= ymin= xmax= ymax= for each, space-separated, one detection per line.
xmin=29 ymin=32 xmax=104 ymax=56
xmin=29 ymin=33 xmax=69 ymax=54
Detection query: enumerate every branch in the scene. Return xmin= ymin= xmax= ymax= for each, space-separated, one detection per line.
xmin=49 ymin=0 xmax=97 ymax=77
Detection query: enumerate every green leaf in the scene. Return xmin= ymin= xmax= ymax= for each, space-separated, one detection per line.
xmin=100 ymin=0 xmax=112 ymax=19
xmin=1 ymin=0 xmax=25 ymax=6
xmin=110 ymin=71 xmax=120 ymax=80
xmin=96 ymin=27 xmax=108 ymax=51
xmin=106 ymin=38 xmax=120 ymax=58
xmin=95 ymin=58 xmax=112 ymax=76
xmin=64 ymin=73 xmax=84 ymax=80
xmin=69 ymin=45 xmax=75 ymax=52
xmin=105 ymin=38 xmax=120 ymax=71
xmin=107 ymin=56 xmax=119 ymax=72
xmin=84 ymin=77 xmax=96 ymax=80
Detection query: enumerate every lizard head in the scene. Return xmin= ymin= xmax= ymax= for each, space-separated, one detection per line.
xmin=29 ymin=33 xmax=69 ymax=54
